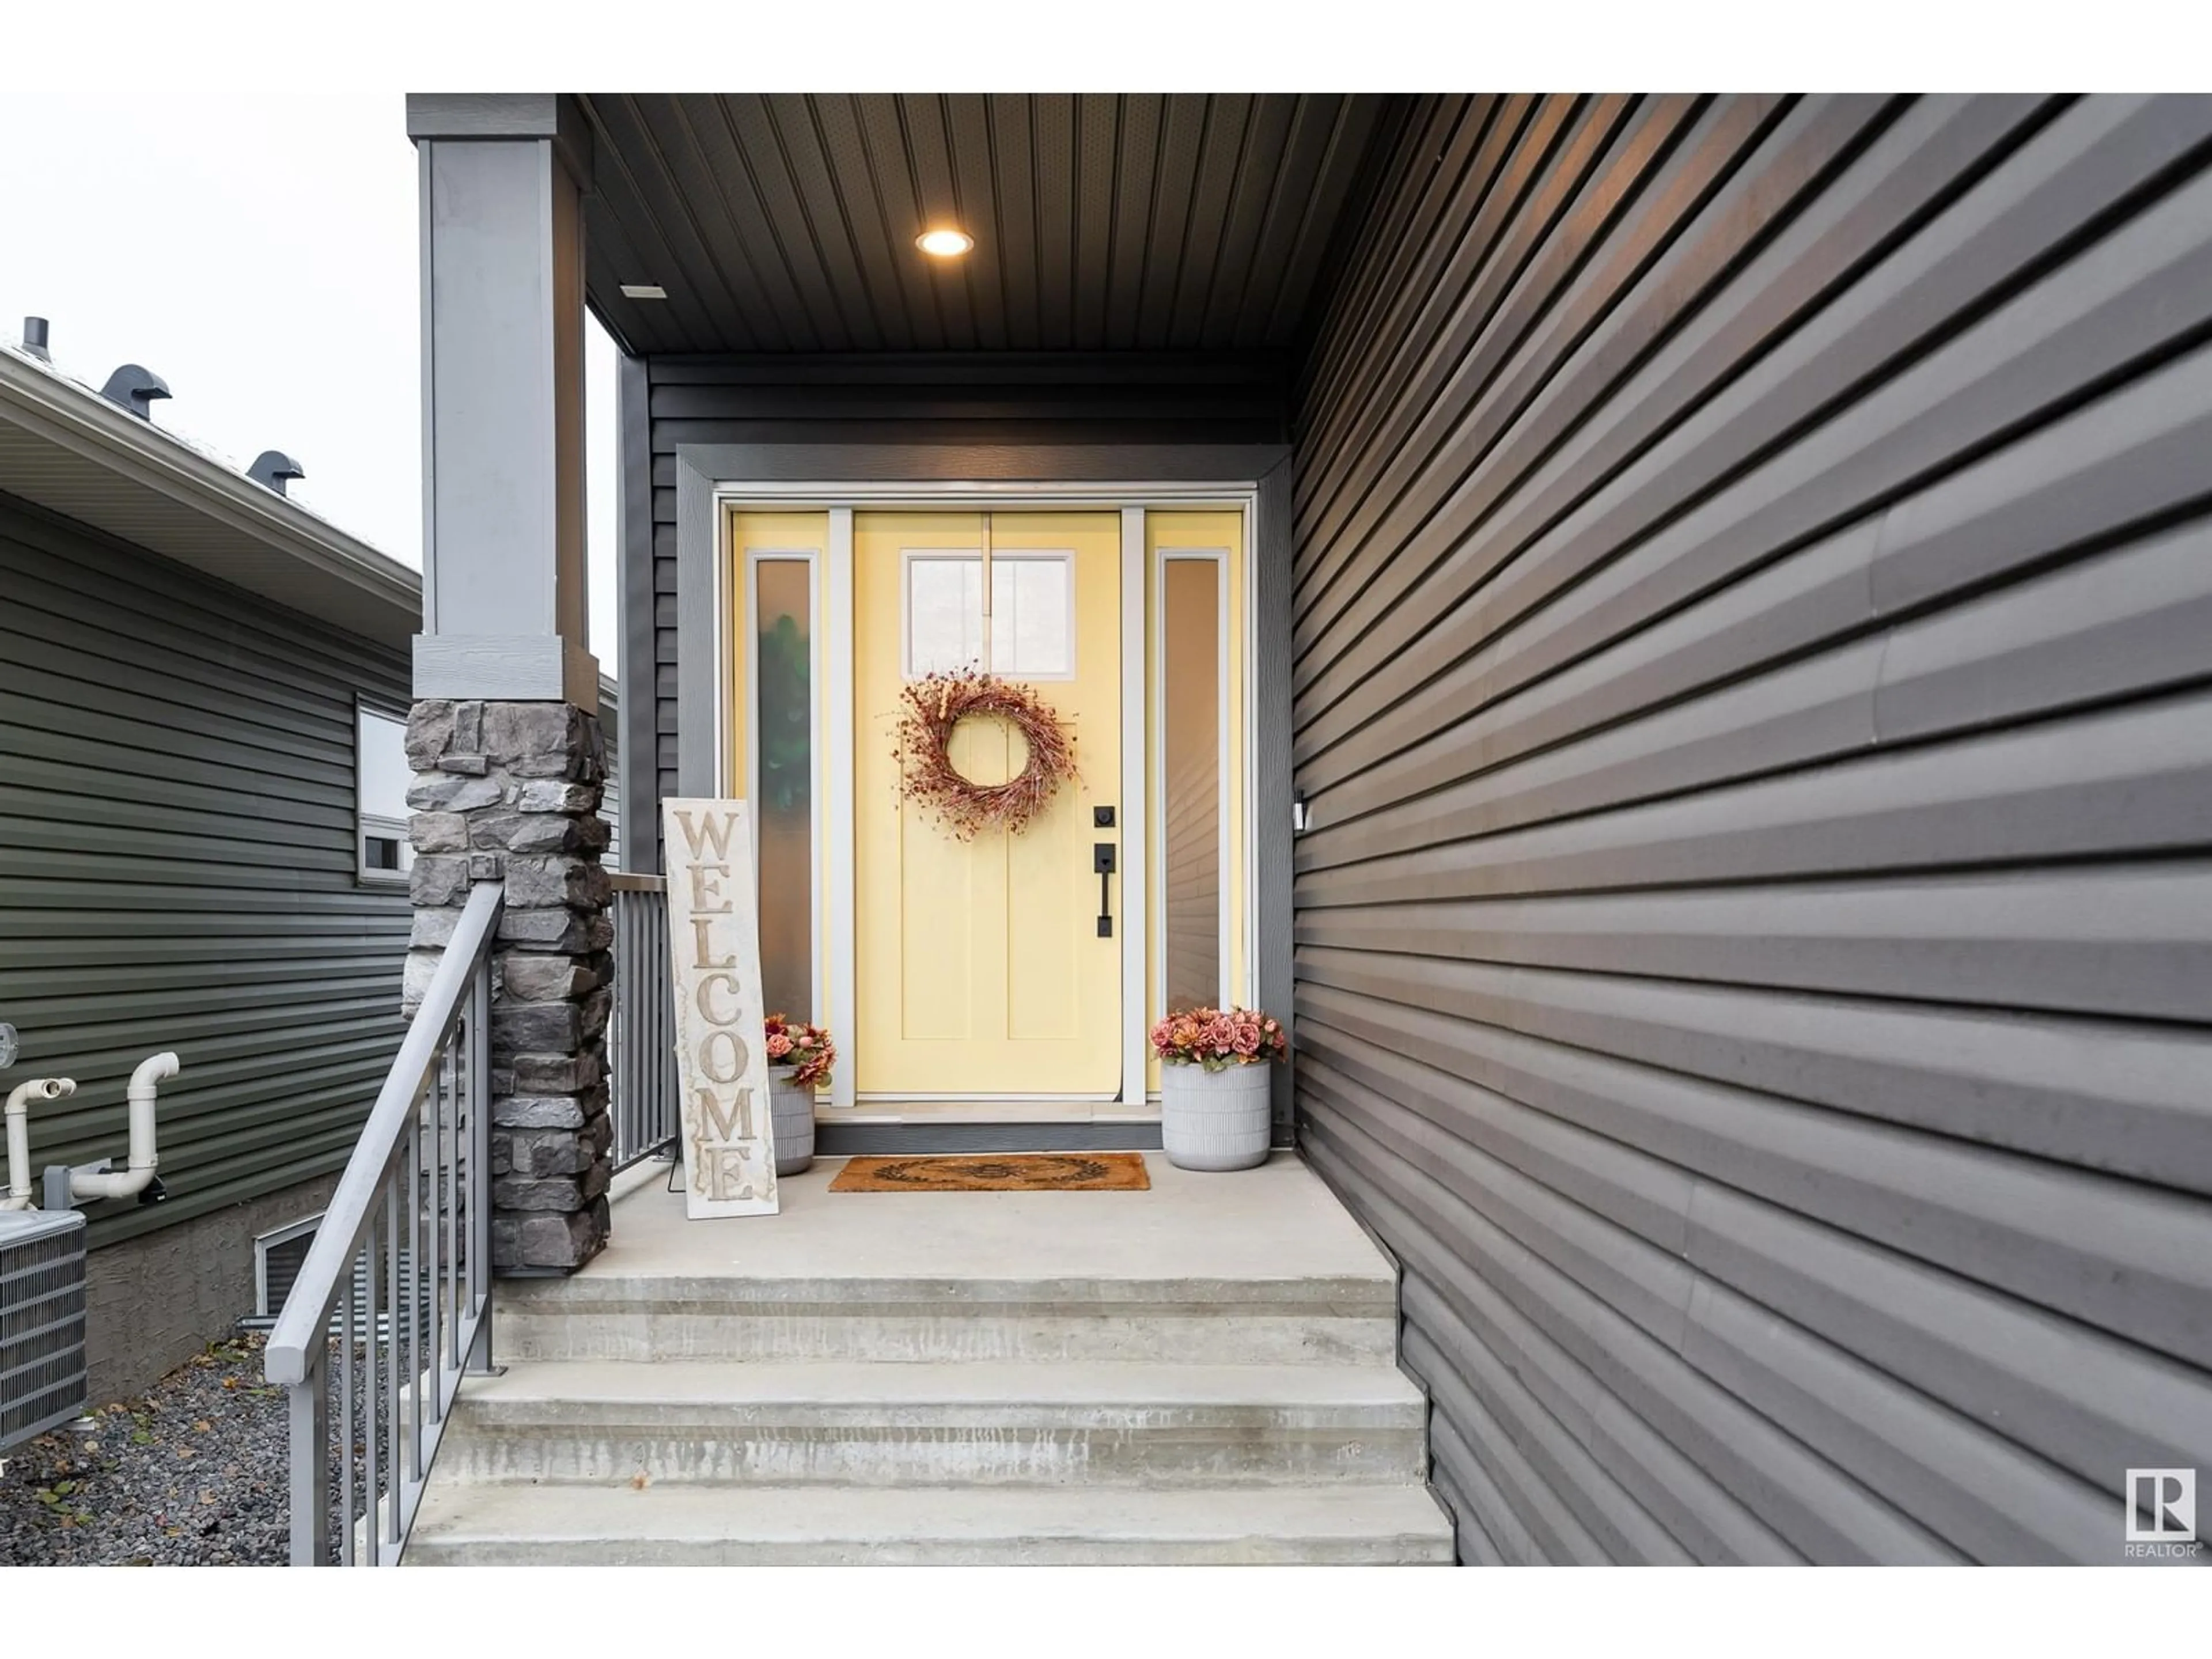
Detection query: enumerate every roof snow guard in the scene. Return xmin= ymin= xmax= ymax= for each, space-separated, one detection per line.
xmin=0 ymin=321 xmax=418 ymax=647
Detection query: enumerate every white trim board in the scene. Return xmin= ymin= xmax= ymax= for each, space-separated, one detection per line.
xmin=1119 ymin=506 xmax=1149 ymax=1108
xmin=710 ymin=482 xmax=1259 ymax=505
xmin=825 ymin=508 xmax=857 ymax=1112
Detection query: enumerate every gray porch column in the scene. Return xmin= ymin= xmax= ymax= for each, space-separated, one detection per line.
xmin=401 ymin=94 xmax=611 ymax=1272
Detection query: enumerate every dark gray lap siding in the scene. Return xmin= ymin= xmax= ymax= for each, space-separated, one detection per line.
xmin=1289 ymin=92 xmax=2212 ymax=1564
xmin=0 ymin=494 xmax=410 ymax=1251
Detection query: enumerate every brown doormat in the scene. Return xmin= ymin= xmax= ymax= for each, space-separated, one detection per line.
xmin=829 ymin=1153 xmax=1152 ymax=1193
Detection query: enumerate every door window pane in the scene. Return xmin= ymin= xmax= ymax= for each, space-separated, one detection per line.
xmin=907 ymin=556 xmax=983 ymax=676
xmin=990 ymin=556 xmax=1073 ymax=677
xmin=905 ymin=552 xmax=1074 ymax=679
xmin=755 ymin=559 xmax=814 ymax=1021
xmin=1162 ymin=558 xmax=1221 ymax=1010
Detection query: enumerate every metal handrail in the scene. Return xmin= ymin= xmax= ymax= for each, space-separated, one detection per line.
xmin=266 ymin=881 xmax=502 ymax=1565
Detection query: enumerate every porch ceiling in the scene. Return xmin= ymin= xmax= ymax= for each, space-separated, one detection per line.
xmin=575 ymin=95 xmax=1393 ymax=357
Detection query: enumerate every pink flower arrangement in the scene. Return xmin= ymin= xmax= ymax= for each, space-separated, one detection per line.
xmin=762 ymin=1013 xmax=836 ymax=1091
xmin=1148 ymin=1006 xmax=1287 ymax=1071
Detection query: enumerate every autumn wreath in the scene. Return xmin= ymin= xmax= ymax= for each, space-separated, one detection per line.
xmin=893 ymin=667 xmax=1078 ymax=840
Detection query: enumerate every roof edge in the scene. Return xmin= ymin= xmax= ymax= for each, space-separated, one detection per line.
xmin=0 ymin=343 xmax=422 ymax=640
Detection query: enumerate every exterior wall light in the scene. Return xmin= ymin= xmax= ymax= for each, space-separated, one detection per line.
xmin=619 ymin=283 xmax=669 ymax=300
xmin=916 ymin=228 xmax=975 ymax=257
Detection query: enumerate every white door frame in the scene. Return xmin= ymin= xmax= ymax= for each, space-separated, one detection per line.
xmin=714 ymin=482 xmax=1260 ymax=1118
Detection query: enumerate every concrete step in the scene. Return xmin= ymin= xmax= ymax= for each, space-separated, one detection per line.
xmin=407 ymin=1482 xmax=1456 ymax=1566
xmin=445 ymin=1359 xmax=1430 ymax=1488
xmin=494 ymin=1272 xmax=1399 ymax=1366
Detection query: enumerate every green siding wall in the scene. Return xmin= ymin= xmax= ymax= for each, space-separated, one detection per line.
xmin=0 ymin=491 xmax=411 ymax=1251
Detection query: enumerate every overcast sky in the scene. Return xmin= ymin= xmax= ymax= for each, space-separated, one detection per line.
xmin=0 ymin=92 xmax=623 ymax=670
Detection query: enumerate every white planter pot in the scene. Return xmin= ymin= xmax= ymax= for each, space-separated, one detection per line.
xmin=768 ymin=1071 xmax=815 ymax=1176
xmin=1160 ymin=1060 xmax=1273 ymax=1172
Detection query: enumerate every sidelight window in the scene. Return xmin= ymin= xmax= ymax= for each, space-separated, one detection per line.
xmin=1160 ymin=552 xmax=1226 ymax=1010
xmin=749 ymin=554 xmax=817 ymax=1022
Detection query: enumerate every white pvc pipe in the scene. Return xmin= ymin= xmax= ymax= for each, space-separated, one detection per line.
xmin=69 ymin=1051 xmax=178 ymax=1203
xmin=3 ymin=1077 xmax=74 ymax=1210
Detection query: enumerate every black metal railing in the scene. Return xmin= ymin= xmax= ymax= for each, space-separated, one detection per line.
xmin=608 ymin=874 xmax=678 ymax=1172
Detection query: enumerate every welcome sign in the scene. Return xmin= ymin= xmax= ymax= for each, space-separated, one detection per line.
xmin=661 ymin=798 xmax=779 ymax=1218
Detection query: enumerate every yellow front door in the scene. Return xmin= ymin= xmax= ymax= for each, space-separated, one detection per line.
xmin=854 ymin=511 xmax=1123 ymax=1096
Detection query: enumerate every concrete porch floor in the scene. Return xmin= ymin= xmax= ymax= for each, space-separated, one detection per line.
xmin=567 ymin=1149 xmax=1396 ymax=1287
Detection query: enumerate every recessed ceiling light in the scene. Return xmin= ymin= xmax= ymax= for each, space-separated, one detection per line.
xmin=620 ymin=283 xmax=668 ymax=300
xmin=915 ymin=228 xmax=975 ymax=258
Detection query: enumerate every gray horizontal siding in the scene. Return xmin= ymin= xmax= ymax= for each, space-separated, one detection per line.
xmin=1290 ymin=92 xmax=2212 ymax=1564
xmin=633 ymin=350 xmax=1290 ymax=842
xmin=0 ymin=492 xmax=410 ymax=1251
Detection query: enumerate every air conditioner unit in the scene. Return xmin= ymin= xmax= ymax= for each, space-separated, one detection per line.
xmin=0 ymin=1208 xmax=89 ymax=1452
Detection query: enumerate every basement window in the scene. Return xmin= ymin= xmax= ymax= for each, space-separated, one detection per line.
xmin=245 ymin=1211 xmax=429 ymax=1343
xmin=245 ymin=1213 xmax=324 ymax=1328
xmin=357 ymin=702 xmax=413 ymax=884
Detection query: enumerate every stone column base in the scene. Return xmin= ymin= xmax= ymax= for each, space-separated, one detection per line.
xmin=403 ymin=698 xmax=613 ymax=1272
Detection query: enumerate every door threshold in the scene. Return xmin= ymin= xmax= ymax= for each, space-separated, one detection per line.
xmin=830 ymin=1099 xmax=1161 ymax=1127
xmin=816 ymin=1120 xmax=1164 ymax=1156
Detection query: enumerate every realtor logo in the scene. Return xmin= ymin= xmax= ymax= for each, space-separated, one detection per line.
xmin=2124 ymin=1469 xmax=2198 ymax=1556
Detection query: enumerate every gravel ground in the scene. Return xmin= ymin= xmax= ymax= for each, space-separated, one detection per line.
xmin=0 ymin=1331 xmax=404 ymax=1566
xmin=0 ymin=1332 xmax=289 ymax=1566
